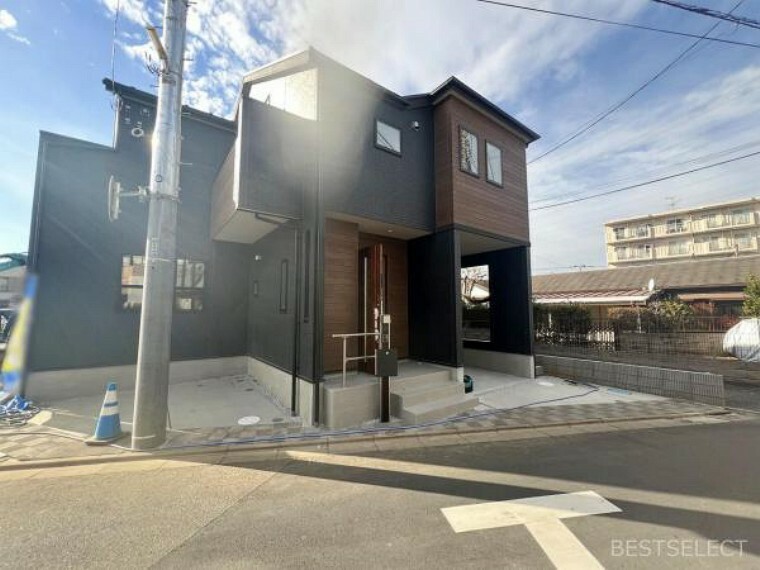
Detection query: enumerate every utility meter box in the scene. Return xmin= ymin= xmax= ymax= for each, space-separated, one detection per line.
xmin=375 ymin=348 xmax=398 ymax=377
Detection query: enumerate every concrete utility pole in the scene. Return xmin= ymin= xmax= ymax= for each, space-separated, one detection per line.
xmin=131 ymin=0 xmax=189 ymax=450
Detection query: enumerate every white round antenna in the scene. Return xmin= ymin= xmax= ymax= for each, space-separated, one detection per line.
xmin=108 ymin=175 xmax=122 ymax=222
xmin=647 ymin=278 xmax=655 ymax=292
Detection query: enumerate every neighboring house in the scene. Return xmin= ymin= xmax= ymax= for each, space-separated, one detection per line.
xmin=26 ymin=49 xmax=539 ymax=426
xmin=533 ymin=255 xmax=760 ymax=319
xmin=0 ymin=254 xmax=26 ymax=309
xmin=606 ymin=197 xmax=760 ymax=267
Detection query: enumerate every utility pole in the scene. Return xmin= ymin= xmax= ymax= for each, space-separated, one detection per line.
xmin=131 ymin=0 xmax=189 ymax=450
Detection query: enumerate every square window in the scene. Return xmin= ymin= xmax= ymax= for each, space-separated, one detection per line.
xmin=486 ymin=142 xmax=502 ymax=186
xmin=120 ymin=255 xmax=205 ymax=312
xmin=460 ymin=127 xmax=479 ymax=175
xmin=375 ymin=120 xmax=401 ymax=154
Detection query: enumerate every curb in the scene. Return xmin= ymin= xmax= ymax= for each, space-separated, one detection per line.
xmin=0 ymin=408 xmax=732 ymax=472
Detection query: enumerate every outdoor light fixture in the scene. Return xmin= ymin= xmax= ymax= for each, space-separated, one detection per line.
xmin=411 ymin=120 xmax=421 ymax=131
xmin=146 ymin=25 xmax=169 ymax=67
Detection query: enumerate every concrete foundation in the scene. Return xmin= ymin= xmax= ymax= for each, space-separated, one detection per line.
xmin=27 ymin=356 xmax=248 ymax=402
xmin=463 ymin=349 xmax=535 ymax=379
xmin=536 ymin=354 xmax=725 ymax=406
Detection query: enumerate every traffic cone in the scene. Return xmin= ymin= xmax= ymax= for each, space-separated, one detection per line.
xmin=86 ymin=382 xmax=124 ymax=445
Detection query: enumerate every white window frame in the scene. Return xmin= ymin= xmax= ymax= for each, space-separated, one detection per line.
xmin=485 ymin=141 xmax=503 ymax=186
xmin=375 ymin=119 xmax=401 ymax=155
xmin=459 ymin=126 xmax=479 ymax=176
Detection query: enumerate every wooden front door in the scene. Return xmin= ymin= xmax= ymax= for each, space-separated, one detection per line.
xmin=359 ymin=243 xmax=387 ymax=372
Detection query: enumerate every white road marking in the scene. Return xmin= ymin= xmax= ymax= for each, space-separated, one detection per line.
xmin=284 ymin=450 xmax=760 ymax=521
xmin=442 ymin=491 xmax=619 ymax=569
xmin=525 ymin=519 xmax=604 ymax=570
xmin=441 ymin=491 xmax=620 ymax=533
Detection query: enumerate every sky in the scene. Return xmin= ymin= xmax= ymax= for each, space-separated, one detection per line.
xmin=1 ymin=0 xmax=759 ymax=274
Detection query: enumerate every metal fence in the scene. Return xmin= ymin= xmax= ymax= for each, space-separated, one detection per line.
xmin=534 ymin=315 xmax=741 ymax=358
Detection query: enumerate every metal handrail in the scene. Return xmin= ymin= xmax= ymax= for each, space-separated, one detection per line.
xmin=332 ymin=332 xmax=380 ymax=387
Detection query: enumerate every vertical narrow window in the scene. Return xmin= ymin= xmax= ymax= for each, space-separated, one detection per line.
xmin=303 ymin=230 xmax=311 ymax=322
xmin=279 ymin=259 xmax=289 ymax=313
xmin=375 ymin=120 xmax=401 ymax=154
xmin=485 ymin=141 xmax=502 ymax=186
xmin=459 ymin=127 xmax=479 ymax=175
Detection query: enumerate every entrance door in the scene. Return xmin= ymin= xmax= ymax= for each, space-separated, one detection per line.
xmin=359 ymin=244 xmax=387 ymax=372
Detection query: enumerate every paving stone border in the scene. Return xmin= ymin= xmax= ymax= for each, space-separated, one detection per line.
xmin=0 ymin=398 xmax=728 ymax=469
xmin=535 ymin=354 xmax=725 ymax=406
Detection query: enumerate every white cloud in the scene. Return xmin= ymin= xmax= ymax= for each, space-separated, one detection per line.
xmin=0 ymin=8 xmax=16 ymax=30
xmin=103 ymin=0 xmax=649 ymax=117
xmin=0 ymin=8 xmax=30 ymax=44
xmin=528 ymin=63 xmax=760 ymax=270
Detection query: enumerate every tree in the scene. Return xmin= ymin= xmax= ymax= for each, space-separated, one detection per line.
xmin=743 ymin=274 xmax=760 ymax=318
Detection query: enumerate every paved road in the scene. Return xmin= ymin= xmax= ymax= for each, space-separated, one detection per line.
xmin=725 ymin=381 xmax=760 ymax=411
xmin=2 ymin=417 xmax=760 ymax=569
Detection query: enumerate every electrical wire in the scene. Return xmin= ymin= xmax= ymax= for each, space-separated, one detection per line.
xmin=475 ymin=0 xmax=760 ymax=49
xmin=528 ymin=0 xmax=746 ymax=165
xmin=109 ymin=0 xmax=121 ymax=112
xmin=651 ymin=0 xmax=760 ymax=30
xmin=530 ymin=149 xmax=760 ymax=211
xmin=530 ymin=137 xmax=760 ymax=205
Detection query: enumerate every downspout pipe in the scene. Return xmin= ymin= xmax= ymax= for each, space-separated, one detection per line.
xmin=291 ymin=224 xmax=302 ymax=415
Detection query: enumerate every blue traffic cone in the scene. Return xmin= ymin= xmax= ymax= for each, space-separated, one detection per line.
xmin=86 ymin=382 xmax=124 ymax=445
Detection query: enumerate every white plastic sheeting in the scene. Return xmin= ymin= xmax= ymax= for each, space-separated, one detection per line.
xmin=723 ymin=319 xmax=760 ymax=362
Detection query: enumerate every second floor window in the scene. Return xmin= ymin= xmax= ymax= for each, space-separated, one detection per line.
xmin=733 ymin=209 xmax=751 ymax=225
xmin=375 ymin=120 xmax=401 ymax=154
xmin=667 ymin=218 xmax=685 ymax=234
xmin=485 ymin=142 xmax=502 ymax=186
xmin=460 ymin=127 xmax=478 ymax=175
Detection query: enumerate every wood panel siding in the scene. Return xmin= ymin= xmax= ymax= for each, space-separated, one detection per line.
xmin=358 ymin=233 xmax=409 ymax=361
xmin=323 ymin=218 xmax=359 ymax=372
xmin=434 ymin=96 xmax=530 ymax=243
xmin=322 ymin=219 xmax=410 ymax=373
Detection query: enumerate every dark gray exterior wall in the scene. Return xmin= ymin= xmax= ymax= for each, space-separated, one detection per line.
xmin=237 ymin=99 xmax=315 ymax=220
xmin=462 ymin=244 xmax=533 ymax=356
xmin=317 ymin=61 xmax=435 ymax=231
xmin=408 ymin=229 xmax=462 ymax=367
xmin=27 ymin=93 xmax=249 ymax=372
xmin=247 ymin=225 xmax=298 ymax=373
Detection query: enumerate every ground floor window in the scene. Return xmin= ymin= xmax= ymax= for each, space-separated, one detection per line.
xmin=121 ymin=255 xmax=205 ymax=312
xmin=461 ymin=264 xmax=491 ymax=342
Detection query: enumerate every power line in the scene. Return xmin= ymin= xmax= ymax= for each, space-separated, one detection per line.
xmin=530 ymin=150 xmax=760 ymax=211
xmin=652 ymin=0 xmax=760 ymax=30
xmin=530 ymin=137 xmax=760 ymax=204
xmin=528 ymin=0 xmax=744 ymax=165
xmin=475 ymin=0 xmax=760 ymax=49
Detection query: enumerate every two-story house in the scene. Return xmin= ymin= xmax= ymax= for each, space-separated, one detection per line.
xmin=606 ymin=197 xmax=760 ymax=267
xmin=25 ymin=49 xmax=539 ymax=427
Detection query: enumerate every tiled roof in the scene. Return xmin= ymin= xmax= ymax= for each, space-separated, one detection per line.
xmin=532 ymin=255 xmax=760 ymax=294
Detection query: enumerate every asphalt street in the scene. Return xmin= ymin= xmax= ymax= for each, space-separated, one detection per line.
xmin=2 ymin=416 xmax=760 ymax=569
xmin=725 ymin=381 xmax=760 ymax=411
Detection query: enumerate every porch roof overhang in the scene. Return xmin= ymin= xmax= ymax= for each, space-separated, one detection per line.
xmin=533 ymin=289 xmax=656 ymax=306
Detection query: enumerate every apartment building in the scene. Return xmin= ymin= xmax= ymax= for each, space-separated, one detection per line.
xmin=605 ymin=197 xmax=760 ymax=267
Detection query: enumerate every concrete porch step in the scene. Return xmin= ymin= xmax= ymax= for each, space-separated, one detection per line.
xmin=400 ymin=394 xmax=479 ymax=424
xmin=390 ymin=370 xmax=452 ymax=390
xmin=390 ymin=381 xmax=464 ymax=414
